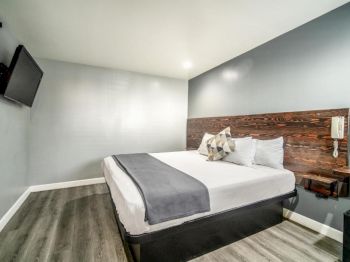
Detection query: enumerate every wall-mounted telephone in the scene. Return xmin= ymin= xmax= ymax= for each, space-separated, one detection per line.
xmin=331 ymin=116 xmax=345 ymax=158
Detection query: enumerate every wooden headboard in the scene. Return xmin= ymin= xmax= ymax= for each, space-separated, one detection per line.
xmin=187 ymin=108 xmax=349 ymax=176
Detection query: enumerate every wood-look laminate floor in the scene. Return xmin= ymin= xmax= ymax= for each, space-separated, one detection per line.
xmin=0 ymin=184 xmax=342 ymax=262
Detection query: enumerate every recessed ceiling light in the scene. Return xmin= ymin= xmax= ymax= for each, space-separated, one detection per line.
xmin=182 ymin=61 xmax=193 ymax=69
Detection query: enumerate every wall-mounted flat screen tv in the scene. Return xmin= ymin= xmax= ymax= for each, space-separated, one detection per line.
xmin=3 ymin=45 xmax=43 ymax=107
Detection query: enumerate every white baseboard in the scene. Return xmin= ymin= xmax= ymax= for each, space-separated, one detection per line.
xmin=0 ymin=187 xmax=31 ymax=232
xmin=0 ymin=177 xmax=106 ymax=232
xmin=30 ymin=177 xmax=106 ymax=192
xmin=283 ymin=208 xmax=343 ymax=243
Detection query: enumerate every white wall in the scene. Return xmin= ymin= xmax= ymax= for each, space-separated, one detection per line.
xmin=29 ymin=59 xmax=188 ymax=185
xmin=0 ymin=21 xmax=29 ymax=218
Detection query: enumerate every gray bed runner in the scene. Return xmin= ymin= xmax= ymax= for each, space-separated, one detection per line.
xmin=112 ymin=153 xmax=210 ymax=225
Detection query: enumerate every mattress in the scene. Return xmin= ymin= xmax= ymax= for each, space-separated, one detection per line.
xmin=102 ymin=150 xmax=295 ymax=235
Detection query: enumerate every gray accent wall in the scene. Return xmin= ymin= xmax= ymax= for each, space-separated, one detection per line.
xmin=0 ymin=22 xmax=29 ymax=218
xmin=189 ymin=3 xmax=350 ymax=118
xmin=29 ymin=59 xmax=188 ymax=185
xmin=188 ymin=3 xmax=350 ymax=231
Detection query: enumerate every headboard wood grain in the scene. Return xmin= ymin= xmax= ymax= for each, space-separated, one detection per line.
xmin=187 ymin=108 xmax=349 ymax=176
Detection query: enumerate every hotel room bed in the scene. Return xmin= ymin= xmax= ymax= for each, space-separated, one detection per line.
xmin=103 ymin=150 xmax=295 ymax=235
xmin=102 ymin=150 xmax=296 ymax=262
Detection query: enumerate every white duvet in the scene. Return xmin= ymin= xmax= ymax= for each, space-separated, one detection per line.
xmin=102 ymin=150 xmax=295 ymax=235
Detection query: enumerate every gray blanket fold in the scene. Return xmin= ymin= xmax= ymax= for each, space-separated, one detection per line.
xmin=112 ymin=153 xmax=210 ymax=225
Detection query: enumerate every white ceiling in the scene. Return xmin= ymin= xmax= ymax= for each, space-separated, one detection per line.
xmin=0 ymin=0 xmax=348 ymax=79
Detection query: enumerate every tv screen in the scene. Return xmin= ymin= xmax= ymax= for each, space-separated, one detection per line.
xmin=4 ymin=45 xmax=43 ymax=107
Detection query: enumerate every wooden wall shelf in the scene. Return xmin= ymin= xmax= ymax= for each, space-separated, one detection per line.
xmin=295 ymin=173 xmax=338 ymax=198
xmin=295 ymin=167 xmax=350 ymax=198
xmin=333 ymin=167 xmax=350 ymax=177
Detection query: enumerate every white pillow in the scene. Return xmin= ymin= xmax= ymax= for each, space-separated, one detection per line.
xmin=222 ymin=137 xmax=254 ymax=166
xmin=254 ymin=137 xmax=284 ymax=169
xmin=197 ymin=133 xmax=214 ymax=156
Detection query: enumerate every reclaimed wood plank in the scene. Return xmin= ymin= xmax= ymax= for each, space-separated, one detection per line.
xmin=187 ymin=108 xmax=349 ymax=176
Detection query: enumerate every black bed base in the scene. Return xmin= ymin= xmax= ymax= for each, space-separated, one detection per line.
xmin=108 ymin=187 xmax=297 ymax=262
